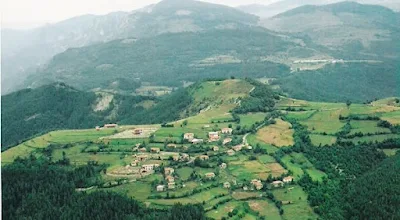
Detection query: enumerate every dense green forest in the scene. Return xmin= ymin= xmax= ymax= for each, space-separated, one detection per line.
xmin=276 ymin=62 xmax=400 ymax=102
xmin=1 ymin=83 xmax=193 ymax=150
xmin=280 ymin=119 xmax=400 ymax=219
xmin=25 ymin=28 xmax=292 ymax=89
xmin=2 ymin=156 xmax=205 ymax=220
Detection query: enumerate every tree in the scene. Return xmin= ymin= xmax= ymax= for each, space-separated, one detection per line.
xmin=346 ymin=100 xmax=352 ymax=108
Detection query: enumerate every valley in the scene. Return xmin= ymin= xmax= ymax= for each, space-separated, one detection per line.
xmin=2 ymin=79 xmax=399 ymax=219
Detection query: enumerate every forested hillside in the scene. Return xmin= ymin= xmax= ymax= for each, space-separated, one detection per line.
xmin=1 ymin=83 xmax=193 ymax=150
xmin=25 ymin=28 xmax=293 ymax=90
xmin=2 ymin=157 xmax=205 ymax=220
xmin=276 ymin=62 xmax=400 ymax=102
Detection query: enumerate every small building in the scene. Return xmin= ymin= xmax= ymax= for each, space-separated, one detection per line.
xmin=205 ymin=172 xmax=216 ymax=179
xmin=130 ymin=160 xmax=139 ymax=167
xmin=142 ymin=164 xmax=158 ymax=172
xmin=173 ymin=155 xmax=180 ymax=161
xmin=104 ymin=124 xmax=118 ymax=128
xmin=221 ymin=128 xmax=233 ymax=134
xmin=181 ymin=153 xmax=190 ymax=161
xmin=166 ymin=175 xmax=175 ymax=183
xmin=223 ymin=182 xmax=231 ymax=188
xmin=283 ymin=176 xmax=294 ymax=183
xmin=139 ymin=148 xmax=147 ymax=153
xmin=164 ymin=167 xmax=175 ymax=175
xmin=198 ymin=155 xmax=209 ymax=160
xmin=137 ymin=155 xmax=148 ymax=161
xmin=151 ymin=148 xmax=160 ymax=153
xmin=219 ymin=163 xmax=227 ymax=169
xmin=227 ymin=149 xmax=235 ymax=156
xmin=232 ymin=144 xmax=243 ymax=152
xmin=167 ymin=144 xmax=177 ymax=149
xmin=133 ymin=129 xmax=143 ymax=135
xmin=251 ymin=179 xmax=263 ymax=190
xmin=191 ymin=138 xmax=204 ymax=144
xmin=184 ymin=133 xmax=195 ymax=141
xmin=272 ymin=180 xmax=284 ymax=188
xmin=168 ymin=182 xmax=175 ymax=189
xmin=204 ymin=125 xmax=210 ymax=128
xmin=247 ymin=145 xmax=253 ymax=150
xmin=156 ymin=185 xmax=165 ymax=192
xmin=213 ymin=146 xmax=219 ymax=152
xmin=223 ymin=138 xmax=232 ymax=145
xmin=95 ymin=126 xmax=101 ymax=131
xmin=208 ymin=132 xmax=220 ymax=141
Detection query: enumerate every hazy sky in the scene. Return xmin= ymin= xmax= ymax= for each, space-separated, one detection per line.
xmin=1 ymin=0 xmax=278 ymax=29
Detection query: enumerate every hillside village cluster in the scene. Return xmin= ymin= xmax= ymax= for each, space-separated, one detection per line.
xmin=100 ymin=123 xmax=294 ymax=193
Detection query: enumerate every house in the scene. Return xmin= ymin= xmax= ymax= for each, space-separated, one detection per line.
xmin=151 ymin=148 xmax=160 ymax=153
xmin=141 ymin=164 xmax=158 ymax=172
xmin=172 ymin=155 xmax=180 ymax=161
xmin=130 ymin=160 xmax=139 ymax=167
xmin=272 ymin=180 xmax=284 ymax=188
xmin=181 ymin=153 xmax=190 ymax=161
xmin=133 ymin=129 xmax=143 ymax=135
xmin=137 ymin=155 xmax=148 ymax=161
xmin=221 ymin=128 xmax=233 ymax=134
xmin=208 ymin=132 xmax=220 ymax=141
xmin=243 ymin=186 xmax=249 ymax=191
xmin=164 ymin=167 xmax=175 ymax=175
xmin=165 ymin=175 xmax=175 ymax=183
xmin=223 ymin=138 xmax=232 ymax=145
xmin=227 ymin=149 xmax=235 ymax=156
xmin=204 ymin=125 xmax=210 ymax=128
xmin=167 ymin=144 xmax=177 ymax=149
xmin=168 ymin=182 xmax=175 ymax=189
xmin=104 ymin=124 xmax=118 ymax=128
xmin=205 ymin=172 xmax=216 ymax=179
xmin=219 ymin=163 xmax=227 ymax=169
xmin=251 ymin=179 xmax=263 ymax=190
xmin=223 ymin=182 xmax=231 ymax=188
xmin=198 ymin=155 xmax=209 ymax=160
xmin=232 ymin=144 xmax=243 ymax=152
xmin=191 ymin=138 xmax=204 ymax=144
xmin=139 ymin=148 xmax=147 ymax=153
xmin=283 ymin=176 xmax=294 ymax=183
xmin=247 ymin=145 xmax=253 ymax=150
xmin=95 ymin=126 xmax=101 ymax=131
xmin=156 ymin=185 xmax=165 ymax=192
xmin=213 ymin=146 xmax=219 ymax=152
xmin=184 ymin=133 xmax=195 ymax=141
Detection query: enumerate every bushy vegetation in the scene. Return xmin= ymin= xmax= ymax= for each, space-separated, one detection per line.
xmin=2 ymin=156 xmax=206 ymax=220
xmin=1 ymin=84 xmax=192 ymax=150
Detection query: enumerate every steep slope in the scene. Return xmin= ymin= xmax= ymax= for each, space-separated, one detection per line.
xmin=1 ymin=83 xmax=192 ymax=150
xmin=1 ymin=0 xmax=258 ymax=94
xmin=261 ymin=2 xmax=400 ymax=59
xmin=24 ymin=27 xmax=297 ymax=90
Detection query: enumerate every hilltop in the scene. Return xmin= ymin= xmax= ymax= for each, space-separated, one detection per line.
xmin=261 ymin=1 xmax=400 ymax=59
xmin=2 ymin=0 xmax=258 ymax=94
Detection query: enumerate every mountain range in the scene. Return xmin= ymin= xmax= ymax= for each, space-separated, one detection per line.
xmin=2 ymin=0 xmax=400 ymax=101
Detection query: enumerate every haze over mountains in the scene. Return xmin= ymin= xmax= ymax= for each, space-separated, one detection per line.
xmin=2 ymin=0 xmax=400 ymax=101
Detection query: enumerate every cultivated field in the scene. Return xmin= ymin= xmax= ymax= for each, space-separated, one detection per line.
xmin=256 ymin=119 xmax=294 ymax=147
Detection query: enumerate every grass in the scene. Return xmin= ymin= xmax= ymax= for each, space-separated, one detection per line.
xmin=285 ymin=111 xmax=316 ymax=121
xmin=102 ymin=181 xmax=152 ymax=201
xmin=247 ymin=134 xmax=279 ymax=154
xmin=256 ymin=119 xmax=294 ymax=147
xmin=258 ymin=155 xmax=276 ymax=163
xmin=206 ymin=201 xmax=241 ymax=219
xmin=306 ymin=169 xmax=327 ymax=181
xmin=176 ymin=167 xmax=193 ymax=181
xmin=272 ymin=186 xmax=318 ymax=220
xmin=380 ymin=110 xmax=400 ymax=125
xmin=301 ymin=109 xmax=345 ymax=134
xmin=247 ymin=200 xmax=281 ymax=219
xmin=232 ymin=191 xmax=260 ymax=200
xmin=281 ymin=153 xmax=326 ymax=181
xmin=239 ymin=112 xmax=266 ymax=127
xmin=310 ymin=134 xmax=337 ymax=146
xmin=149 ymin=187 xmax=229 ymax=206
xmin=228 ymin=159 xmax=286 ymax=181
xmin=349 ymin=120 xmax=391 ymax=135
xmin=381 ymin=148 xmax=399 ymax=156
